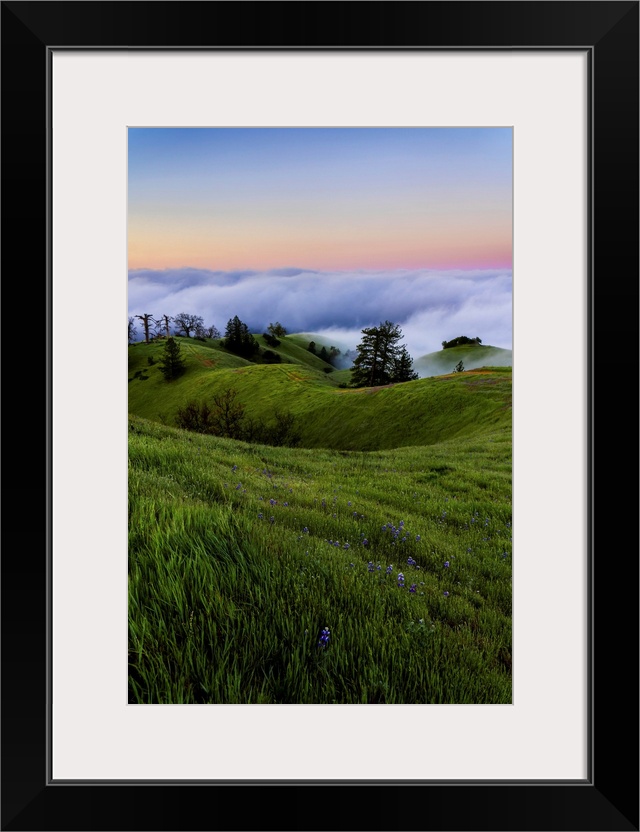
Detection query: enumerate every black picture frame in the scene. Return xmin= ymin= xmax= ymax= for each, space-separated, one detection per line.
xmin=2 ymin=2 xmax=638 ymax=830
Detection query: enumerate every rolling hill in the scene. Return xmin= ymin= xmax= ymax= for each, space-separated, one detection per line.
xmin=128 ymin=335 xmax=512 ymax=451
xmin=414 ymin=343 xmax=512 ymax=377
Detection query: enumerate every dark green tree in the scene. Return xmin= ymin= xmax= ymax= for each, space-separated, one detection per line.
xmin=392 ymin=346 xmax=419 ymax=382
xmin=158 ymin=337 xmax=186 ymax=381
xmin=223 ymin=315 xmax=259 ymax=358
xmin=453 ymin=360 xmax=465 ymax=373
xmin=307 ymin=341 xmax=317 ymax=355
xmin=350 ymin=320 xmax=406 ymax=387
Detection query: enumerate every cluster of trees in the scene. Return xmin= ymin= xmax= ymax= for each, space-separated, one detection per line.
xmin=350 ymin=321 xmax=418 ymax=387
xmin=130 ymin=313 xmax=292 ymax=361
xmin=308 ymin=341 xmax=341 ymax=367
xmin=129 ymin=313 xmax=220 ymax=344
xmin=223 ymin=315 xmax=260 ymax=358
xmin=441 ymin=336 xmax=482 ymax=349
xmin=175 ymin=388 xmax=301 ymax=447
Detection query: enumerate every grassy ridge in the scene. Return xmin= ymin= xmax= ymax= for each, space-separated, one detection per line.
xmin=129 ymin=339 xmax=511 ymax=450
xmin=415 ymin=344 xmax=513 ymax=377
xmin=129 ymin=415 xmax=512 ymax=704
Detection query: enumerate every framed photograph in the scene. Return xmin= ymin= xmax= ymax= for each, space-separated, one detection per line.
xmin=3 ymin=2 xmax=637 ymax=830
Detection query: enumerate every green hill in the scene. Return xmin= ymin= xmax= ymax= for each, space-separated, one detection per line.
xmin=129 ymin=336 xmax=511 ymax=451
xmin=414 ymin=344 xmax=512 ymax=377
xmin=128 ymin=332 xmax=512 ymax=704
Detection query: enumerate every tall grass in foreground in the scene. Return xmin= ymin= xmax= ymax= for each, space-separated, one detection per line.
xmin=129 ymin=416 xmax=512 ymax=704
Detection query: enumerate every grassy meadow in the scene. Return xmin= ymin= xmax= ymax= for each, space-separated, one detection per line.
xmin=128 ymin=335 xmax=512 ymax=704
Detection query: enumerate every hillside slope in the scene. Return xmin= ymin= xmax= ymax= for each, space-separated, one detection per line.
xmin=129 ymin=338 xmax=511 ymax=451
xmin=415 ymin=344 xmax=512 ymax=377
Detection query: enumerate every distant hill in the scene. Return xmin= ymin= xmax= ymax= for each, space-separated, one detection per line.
xmin=414 ymin=344 xmax=512 ymax=377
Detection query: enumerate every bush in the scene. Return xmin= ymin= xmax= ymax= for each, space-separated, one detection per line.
xmin=175 ymin=389 xmax=301 ymax=447
xmin=263 ymin=333 xmax=281 ymax=348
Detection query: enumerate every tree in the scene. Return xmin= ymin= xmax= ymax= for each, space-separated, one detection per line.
xmin=128 ymin=317 xmax=136 ymax=344
xmin=223 ymin=315 xmax=259 ymax=358
xmin=174 ymin=312 xmax=204 ymax=338
xmin=203 ymin=324 xmax=221 ymax=339
xmin=155 ymin=314 xmax=173 ymax=339
xmin=328 ymin=346 xmax=341 ymax=366
xmin=263 ymin=332 xmax=281 ymax=348
xmin=307 ymin=341 xmax=317 ymax=355
xmin=442 ymin=335 xmax=483 ymax=349
xmin=268 ymin=322 xmax=287 ymax=338
xmin=158 ymin=337 xmax=186 ymax=381
xmin=350 ymin=320 xmax=406 ymax=387
xmin=135 ymin=313 xmax=155 ymax=344
xmin=393 ymin=346 xmax=419 ymax=382
xmin=453 ymin=360 xmax=465 ymax=373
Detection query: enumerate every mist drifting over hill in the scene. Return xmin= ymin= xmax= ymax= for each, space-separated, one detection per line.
xmin=129 ymin=267 xmax=512 ymax=364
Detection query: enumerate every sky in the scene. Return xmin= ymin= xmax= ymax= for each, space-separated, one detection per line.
xmin=128 ymin=127 xmax=512 ymax=357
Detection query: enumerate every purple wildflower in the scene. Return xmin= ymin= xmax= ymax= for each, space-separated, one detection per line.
xmin=318 ymin=627 xmax=330 ymax=648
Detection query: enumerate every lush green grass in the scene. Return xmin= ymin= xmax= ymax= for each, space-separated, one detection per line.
xmin=129 ymin=413 xmax=511 ymax=704
xmin=129 ymin=340 xmax=511 ymax=450
xmin=129 ymin=334 xmax=512 ymax=704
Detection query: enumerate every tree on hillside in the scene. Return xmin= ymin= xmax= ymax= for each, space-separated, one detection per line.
xmin=350 ymin=321 xmax=414 ymax=387
xmin=442 ymin=335 xmax=482 ymax=349
xmin=328 ymin=346 xmax=341 ymax=366
xmin=453 ymin=360 xmax=465 ymax=373
xmin=223 ymin=315 xmax=259 ymax=358
xmin=135 ymin=313 xmax=155 ymax=344
xmin=158 ymin=337 xmax=186 ymax=381
xmin=155 ymin=314 xmax=173 ymax=339
xmin=174 ymin=312 xmax=204 ymax=338
xmin=203 ymin=324 xmax=221 ymax=339
xmin=263 ymin=331 xmax=281 ymax=348
xmin=307 ymin=341 xmax=317 ymax=355
xmin=268 ymin=322 xmax=287 ymax=338
xmin=128 ymin=317 xmax=136 ymax=344
xmin=393 ymin=346 xmax=419 ymax=382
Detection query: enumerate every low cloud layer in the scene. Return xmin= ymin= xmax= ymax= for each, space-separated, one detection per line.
xmin=129 ymin=267 xmax=512 ymax=361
